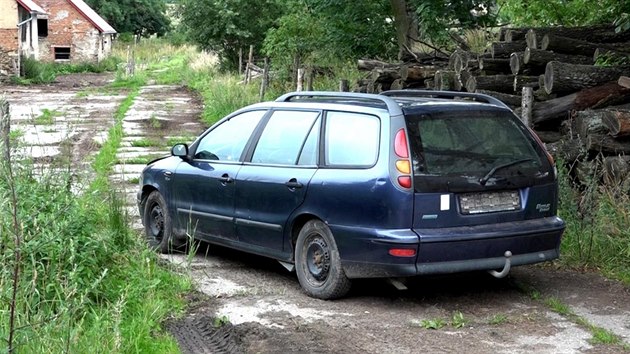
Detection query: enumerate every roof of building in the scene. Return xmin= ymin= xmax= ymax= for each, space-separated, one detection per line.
xmin=67 ymin=0 xmax=117 ymax=34
xmin=17 ymin=0 xmax=46 ymax=14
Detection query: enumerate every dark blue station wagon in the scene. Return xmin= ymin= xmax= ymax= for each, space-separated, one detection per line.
xmin=138 ymin=90 xmax=565 ymax=299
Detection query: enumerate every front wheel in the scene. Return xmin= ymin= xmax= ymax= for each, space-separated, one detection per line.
xmin=143 ymin=190 xmax=182 ymax=253
xmin=295 ymin=220 xmax=351 ymax=299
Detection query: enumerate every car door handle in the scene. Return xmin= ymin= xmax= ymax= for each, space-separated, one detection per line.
xmin=285 ymin=179 xmax=303 ymax=189
xmin=219 ymin=174 xmax=234 ymax=184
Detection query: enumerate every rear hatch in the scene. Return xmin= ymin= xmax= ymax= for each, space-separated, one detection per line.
xmin=405 ymin=107 xmax=561 ymax=263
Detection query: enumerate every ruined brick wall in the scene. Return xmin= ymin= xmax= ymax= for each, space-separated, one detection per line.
xmin=37 ymin=0 xmax=101 ymax=62
xmin=0 ymin=0 xmax=19 ymax=79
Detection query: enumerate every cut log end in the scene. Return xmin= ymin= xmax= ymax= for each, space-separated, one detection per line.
xmin=510 ymin=52 xmax=522 ymax=75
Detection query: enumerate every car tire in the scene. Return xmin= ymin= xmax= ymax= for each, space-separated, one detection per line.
xmin=295 ymin=220 xmax=351 ymax=300
xmin=143 ymin=190 xmax=181 ymax=253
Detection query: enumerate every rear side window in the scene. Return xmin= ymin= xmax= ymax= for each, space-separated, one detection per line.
xmin=325 ymin=111 xmax=380 ymax=167
xmin=252 ymin=110 xmax=320 ymax=165
xmin=406 ymin=110 xmax=543 ymax=177
xmin=195 ymin=110 xmax=266 ymax=161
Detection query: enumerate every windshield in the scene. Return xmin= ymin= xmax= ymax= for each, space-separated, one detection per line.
xmin=405 ymin=110 xmax=545 ymax=183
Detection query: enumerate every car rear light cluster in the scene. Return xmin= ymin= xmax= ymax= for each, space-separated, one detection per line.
xmin=527 ymin=127 xmax=557 ymax=178
xmin=394 ymin=129 xmax=412 ymax=189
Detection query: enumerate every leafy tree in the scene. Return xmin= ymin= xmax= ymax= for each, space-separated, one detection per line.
xmin=85 ymin=0 xmax=171 ymax=36
xmin=497 ymin=0 xmax=630 ymax=26
xmin=177 ymin=0 xmax=283 ymax=69
xmin=263 ymin=0 xmax=396 ymax=69
xmin=410 ymin=0 xmax=498 ymax=45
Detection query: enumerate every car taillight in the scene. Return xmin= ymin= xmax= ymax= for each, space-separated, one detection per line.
xmin=389 ymin=248 xmax=416 ymax=257
xmin=394 ymin=129 xmax=412 ymax=189
xmin=394 ymin=129 xmax=409 ymax=158
xmin=527 ymin=126 xmax=556 ymax=178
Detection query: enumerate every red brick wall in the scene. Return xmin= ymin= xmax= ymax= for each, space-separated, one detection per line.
xmin=37 ymin=0 xmax=100 ymax=62
xmin=0 ymin=28 xmax=19 ymax=52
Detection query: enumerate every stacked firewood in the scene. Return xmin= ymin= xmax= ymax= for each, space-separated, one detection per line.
xmin=355 ymin=25 xmax=630 ymax=186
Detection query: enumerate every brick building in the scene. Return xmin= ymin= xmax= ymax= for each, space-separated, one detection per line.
xmin=0 ymin=0 xmax=116 ymax=78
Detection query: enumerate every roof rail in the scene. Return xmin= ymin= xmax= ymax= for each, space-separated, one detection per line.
xmin=380 ymin=90 xmax=510 ymax=109
xmin=275 ymin=91 xmax=404 ymax=116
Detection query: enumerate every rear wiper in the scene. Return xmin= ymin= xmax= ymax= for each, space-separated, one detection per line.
xmin=479 ymin=158 xmax=534 ymax=186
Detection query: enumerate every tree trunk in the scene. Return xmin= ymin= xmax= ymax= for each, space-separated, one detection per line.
xmin=475 ymin=89 xmax=522 ymax=107
xmin=601 ymin=109 xmax=630 ymax=137
xmin=532 ymin=81 xmax=630 ymax=124
xmin=525 ymin=29 xmax=542 ymax=49
xmin=357 ymin=59 xmax=398 ymax=71
xmin=573 ymin=110 xmax=610 ymax=138
xmin=510 ymin=52 xmax=524 ymax=75
xmin=544 ymin=61 xmax=630 ymax=94
xmin=400 ymin=65 xmax=438 ymax=81
xmin=390 ymin=0 xmax=419 ymax=59
xmin=490 ymin=41 xmax=527 ymax=59
xmin=527 ymin=25 xmax=630 ymax=44
xmin=434 ymin=70 xmax=456 ymax=90
xmin=514 ymin=75 xmax=540 ymax=92
xmin=504 ymin=28 xmax=529 ymax=42
xmin=466 ymin=74 xmax=515 ymax=93
xmin=372 ymin=67 xmax=401 ymax=84
xmin=541 ymin=34 xmax=621 ymax=57
xmin=524 ymin=48 xmax=593 ymax=66
xmin=586 ymin=134 xmax=630 ymax=154
xmin=603 ymin=156 xmax=630 ymax=186
xmin=618 ymin=76 xmax=630 ymax=89
xmin=479 ymin=58 xmax=511 ymax=73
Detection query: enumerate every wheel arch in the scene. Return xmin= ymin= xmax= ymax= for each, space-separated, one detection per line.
xmin=289 ymin=213 xmax=322 ymax=257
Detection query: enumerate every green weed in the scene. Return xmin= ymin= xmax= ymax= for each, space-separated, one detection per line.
xmin=33 ymin=108 xmax=61 ymax=125
xmin=451 ymin=311 xmax=469 ymax=328
xmin=488 ymin=314 xmax=508 ymax=325
xmin=131 ymin=138 xmax=164 ymax=148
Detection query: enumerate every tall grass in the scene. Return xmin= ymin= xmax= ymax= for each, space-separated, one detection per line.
xmin=0 ymin=76 xmax=188 ymax=352
xmin=17 ymin=56 xmax=121 ymax=84
xmin=557 ymin=161 xmax=630 ymax=284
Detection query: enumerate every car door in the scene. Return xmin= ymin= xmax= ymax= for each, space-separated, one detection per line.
xmin=172 ymin=110 xmax=267 ymax=241
xmin=234 ymin=110 xmax=321 ymax=253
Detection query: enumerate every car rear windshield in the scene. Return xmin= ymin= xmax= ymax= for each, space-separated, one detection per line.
xmin=405 ymin=110 xmax=547 ymax=185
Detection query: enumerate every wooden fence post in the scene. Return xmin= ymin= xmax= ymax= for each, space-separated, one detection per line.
xmin=297 ymin=68 xmax=305 ymax=92
xmin=259 ymin=58 xmax=269 ymax=102
xmin=238 ymin=48 xmax=243 ymax=75
xmin=339 ymin=79 xmax=349 ymax=92
xmin=245 ymin=45 xmax=254 ymax=84
xmin=0 ymin=97 xmax=10 ymax=163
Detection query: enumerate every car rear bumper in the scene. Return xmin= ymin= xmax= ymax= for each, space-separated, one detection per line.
xmin=337 ymin=216 xmax=565 ymax=279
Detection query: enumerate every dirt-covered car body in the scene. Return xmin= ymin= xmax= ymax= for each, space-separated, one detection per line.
xmin=138 ymin=90 xmax=565 ymax=299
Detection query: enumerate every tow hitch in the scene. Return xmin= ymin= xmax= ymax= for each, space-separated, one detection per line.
xmin=488 ymin=251 xmax=512 ymax=279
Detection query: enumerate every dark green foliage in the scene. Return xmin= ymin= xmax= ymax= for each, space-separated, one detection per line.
xmin=178 ymin=0 xmax=283 ymax=69
xmin=84 ymin=0 xmax=171 ymax=36
xmin=412 ymin=0 xmax=498 ymax=44
xmin=498 ymin=0 xmax=630 ymax=26
xmin=263 ymin=0 xmax=397 ymax=70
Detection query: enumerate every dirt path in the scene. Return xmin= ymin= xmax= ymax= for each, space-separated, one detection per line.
xmin=6 ymin=74 xmax=630 ymax=353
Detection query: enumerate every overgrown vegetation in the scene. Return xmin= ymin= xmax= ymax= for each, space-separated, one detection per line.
xmin=17 ymin=56 xmax=121 ymax=85
xmin=557 ymin=160 xmax=630 ymax=284
xmin=0 ymin=70 xmax=189 ymax=352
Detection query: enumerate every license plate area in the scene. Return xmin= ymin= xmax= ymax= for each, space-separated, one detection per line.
xmin=459 ymin=191 xmax=521 ymax=214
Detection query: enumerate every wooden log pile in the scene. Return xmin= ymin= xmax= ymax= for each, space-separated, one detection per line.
xmin=354 ymin=25 xmax=630 ymax=187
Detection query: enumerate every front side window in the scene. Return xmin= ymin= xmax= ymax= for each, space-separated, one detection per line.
xmin=251 ymin=110 xmax=320 ymax=165
xmin=194 ymin=110 xmax=266 ymax=161
xmin=325 ymin=111 xmax=380 ymax=167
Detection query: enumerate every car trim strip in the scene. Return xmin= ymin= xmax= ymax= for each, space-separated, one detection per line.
xmin=176 ymin=208 xmax=233 ymax=222
xmin=235 ymin=218 xmax=283 ymax=231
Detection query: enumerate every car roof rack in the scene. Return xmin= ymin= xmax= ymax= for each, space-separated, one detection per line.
xmin=275 ymin=91 xmax=404 ymax=116
xmin=380 ymin=90 xmax=510 ymax=109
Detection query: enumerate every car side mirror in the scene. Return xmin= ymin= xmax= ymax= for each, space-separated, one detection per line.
xmin=171 ymin=143 xmax=189 ymax=159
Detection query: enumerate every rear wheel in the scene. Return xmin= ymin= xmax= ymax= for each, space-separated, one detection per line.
xmin=295 ymin=220 xmax=351 ymax=299
xmin=143 ymin=191 xmax=182 ymax=253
